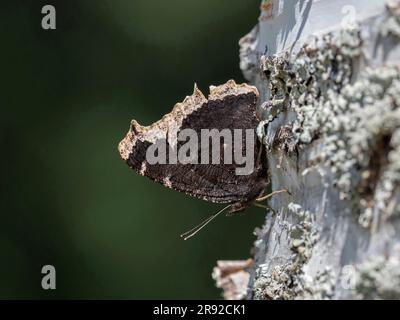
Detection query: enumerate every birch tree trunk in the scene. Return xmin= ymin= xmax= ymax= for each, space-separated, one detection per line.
xmin=214 ymin=0 xmax=400 ymax=300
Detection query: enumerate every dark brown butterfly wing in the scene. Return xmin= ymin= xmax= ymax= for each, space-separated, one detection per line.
xmin=118 ymin=80 xmax=268 ymax=211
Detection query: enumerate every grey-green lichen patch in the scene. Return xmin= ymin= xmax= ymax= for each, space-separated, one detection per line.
xmin=287 ymin=203 xmax=319 ymax=262
xmin=324 ymin=66 xmax=400 ymax=229
xmin=302 ymin=267 xmax=336 ymax=300
xmin=253 ymin=263 xmax=302 ymax=300
xmin=253 ymin=203 xmax=320 ymax=299
xmin=354 ymin=244 xmax=400 ymax=299
xmin=381 ymin=0 xmax=400 ymax=39
xmin=259 ymin=23 xmax=400 ymax=229
xmin=260 ymin=27 xmax=362 ymax=146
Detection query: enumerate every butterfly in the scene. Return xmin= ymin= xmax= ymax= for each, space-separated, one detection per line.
xmin=118 ymin=80 xmax=288 ymax=239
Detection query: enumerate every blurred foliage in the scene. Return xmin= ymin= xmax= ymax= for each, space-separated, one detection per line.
xmin=0 ymin=0 xmax=262 ymax=298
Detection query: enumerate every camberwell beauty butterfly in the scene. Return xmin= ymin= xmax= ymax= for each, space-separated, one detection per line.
xmin=118 ymin=80 xmax=287 ymax=239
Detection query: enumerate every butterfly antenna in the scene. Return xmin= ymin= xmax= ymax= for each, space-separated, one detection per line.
xmin=180 ymin=205 xmax=231 ymax=240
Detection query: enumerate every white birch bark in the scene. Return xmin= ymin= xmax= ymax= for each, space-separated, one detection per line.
xmin=215 ymin=0 xmax=400 ymax=300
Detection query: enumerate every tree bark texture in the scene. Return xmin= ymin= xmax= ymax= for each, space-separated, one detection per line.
xmin=214 ymin=0 xmax=400 ymax=300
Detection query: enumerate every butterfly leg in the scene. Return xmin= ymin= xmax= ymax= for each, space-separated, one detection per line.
xmin=253 ymin=202 xmax=277 ymax=214
xmin=255 ymin=188 xmax=290 ymax=202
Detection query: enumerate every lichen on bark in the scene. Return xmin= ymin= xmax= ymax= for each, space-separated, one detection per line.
xmin=253 ymin=203 xmax=319 ymax=299
xmin=258 ymin=25 xmax=400 ymax=230
xmin=217 ymin=0 xmax=400 ymax=300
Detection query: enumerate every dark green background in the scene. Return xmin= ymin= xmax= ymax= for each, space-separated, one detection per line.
xmin=1 ymin=0 xmax=263 ymax=299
